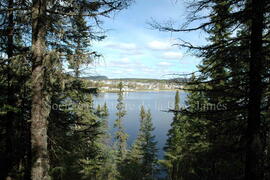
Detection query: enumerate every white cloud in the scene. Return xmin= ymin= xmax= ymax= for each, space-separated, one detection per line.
xmin=111 ymin=70 xmax=124 ymax=74
xmin=105 ymin=42 xmax=138 ymax=51
xmin=125 ymin=68 xmax=135 ymax=72
xmin=141 ymin=67 xmax=156 ymax=73
xmin=109 ymin=58 xmax=136 ymax=67
xmin=157 ymin=62 xmax=172 ymax=67
xmin=99 ymin=58 xmax=148 ymax=72
xmin=147 ymin=40 xmax=174 ymax=51
xmin=103 ymin=41 xmax=143 ymax=56
xmin=161 ymin=51 xmax=183 ymax=60
xmin=118 ymin=57 xmax=130 ymax=63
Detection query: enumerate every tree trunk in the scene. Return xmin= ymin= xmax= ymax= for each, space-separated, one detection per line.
xmin=245 ymin=0 xmax=265 ymax=180
xmin=31 ymin=0 xmax=50 ymax=180
xmin=171 ymin=161 xmax=178 ymax=180
xmin=3 ymin=0 xmax=15 ymax=179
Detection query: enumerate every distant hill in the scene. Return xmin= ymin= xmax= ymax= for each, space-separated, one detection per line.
xmin=110 ymin=78 xmax=160 ymax=80
xmin=110 ymin=78 xmax=163 ymax=82
xmin=110 ymin=78 xmax=189 ymax=83
xmin=169 ymin=77 xmax=190 ymax=83
xmin=83 ymin=76 xmax=109 ymax=80
xmin=83 ymin=76 xmax=189 ymax=83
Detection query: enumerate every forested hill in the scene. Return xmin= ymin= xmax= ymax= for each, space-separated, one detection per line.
xmin=84 ymin=76 xmax=189 ymax=83
xmin=83 ymin=77 xmax=188 ymax=92
xmin=83 ymin=75 xmax=109 ymax=80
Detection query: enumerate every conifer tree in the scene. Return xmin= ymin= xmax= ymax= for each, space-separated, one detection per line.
xmin=0 ymin=1 xmax=32 ymax=179
xmin=119 ymin=106 xmax=146 ymax=179
xmin=114 ymin=82 xmax=128 ymax=161
xmin=48 ymin=77 xmax=116 ymax=180
xmin=124 ymin=106 xmax=158 ymax=180
xmin=163 ymin=91 xmax=182 ymax=180
xmin=103 ymin=102 xmax=109 ymax=117
xmin=30 ymin=1 xmax=131 ymax=179
xmin=152 ymin=0 xmax=270 ymax=179
xmin=0 ymin=0 xmax=132 ymax=179
xmin=96 ymin=104 xmax=102 ymax=117
xmin=96 ymin=102 xmax=109 ymax=117
xmin=141 ymin=109 xmax=158 ymax=180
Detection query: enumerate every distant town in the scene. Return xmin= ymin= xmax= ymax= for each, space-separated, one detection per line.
xmin=84 ymin=76 xmax=186 ymax=92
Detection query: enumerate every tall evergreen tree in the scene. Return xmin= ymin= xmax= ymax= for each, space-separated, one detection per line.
xmin=163 ymin=90 xmax=182 ymax=180
xmin=114 ymin=82 xmax=128 ymax=162
xmin=48 ymin=76 xmax=117 ymax=180
xmin=103 ymin=102 xmax=109 ymax=117
xmin=246 ymin=1 xmax=266 ymax=179
xmin=152 ymin=0 xmax=270 ymax=179
xmin=0 ymin=1 xmax=31 ymax=179
xmin=120 ymin=106 xmax=147 ymax=180
xmin=0 ymin=0 xmax=132 ymax=179
xmin=123 ymin=106 xmax=158 ymax=180
xmin=30 ymin=1 xmax=50 ymax=179
xmin=141 ymin=109 xmax=158 ymax=179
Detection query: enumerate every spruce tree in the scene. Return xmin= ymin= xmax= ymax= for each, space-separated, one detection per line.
xmin=124 ymin=106 xmax=158 ymax=180
xmin=141 ymin=109 xmax=158 ymax=180
xmin=48 ymin=77 xmax=115 ymax=180
xmin=152 ymin=0 xmax=270 ymax=179
xmin=120 ymin=106 xmax=158 ymax=180
xmin=0 ymin=0 xmax=132 ymax=179
xmin=103 ymin=102 xmax=109 ymax=117
xmin=119 ymin=106 xmax=146 ymax=180
xmin=114 ymin=82 xmax=128 ymax=161
xmin=163 ymin=90 xmax=182 ymax=180
xmin=96 ymin=104 xmax=102 ymax=117
xmin=0 ymin=1 xmax=32 ymax=179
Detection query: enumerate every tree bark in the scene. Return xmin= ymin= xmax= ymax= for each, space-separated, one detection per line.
xmin=31 ymin=0 xmax=50 ymax=180
xmin=3 ymin=0 xmax=15 ymax=179
xmin=245 ymin=0 xmax=265 ymax=179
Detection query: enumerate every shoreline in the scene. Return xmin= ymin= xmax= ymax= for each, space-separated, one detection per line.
xmin=99 ymin=89 xmax=181 ymax=93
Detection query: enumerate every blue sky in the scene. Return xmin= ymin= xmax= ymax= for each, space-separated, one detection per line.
xmin=88 ymin=0 xmax=207 ymax=79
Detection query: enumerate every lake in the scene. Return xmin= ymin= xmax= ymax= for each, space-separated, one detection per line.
xmin=94 ymin=91 xmax=187 ymax=158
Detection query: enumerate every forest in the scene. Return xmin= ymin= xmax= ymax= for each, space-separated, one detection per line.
xmin=0 ymin=0 xmax=270 ymax=180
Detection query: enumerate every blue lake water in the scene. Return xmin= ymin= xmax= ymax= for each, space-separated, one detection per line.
xmin=94 ymin=91 xmax=187 ymax=158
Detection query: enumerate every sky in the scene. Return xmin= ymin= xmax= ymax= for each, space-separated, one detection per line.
xmin=87 ymin=0 xmax=207 ymax=79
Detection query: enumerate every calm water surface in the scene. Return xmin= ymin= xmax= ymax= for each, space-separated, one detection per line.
xmin=94 ymin=91 xmax=187 ymax=158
